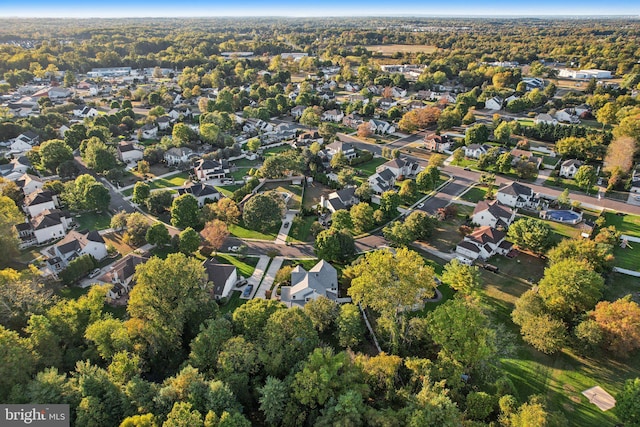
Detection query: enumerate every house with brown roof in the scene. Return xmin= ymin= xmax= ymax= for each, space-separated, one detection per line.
xmin=101 ymin=253 xmax=149 ymax=300
xmin=455 ymin=226 xmax=513 ymax=262
xmin=424 ymin=133 xmax=452 ymax=152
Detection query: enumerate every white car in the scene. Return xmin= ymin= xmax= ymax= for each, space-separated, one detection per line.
xmin=89 ymin=269 xmax=101 ymax=278
xmin=417 ymin=202 xmax=425 ymax=208
xmin=227 ymin=246 xmax=239 ymax=252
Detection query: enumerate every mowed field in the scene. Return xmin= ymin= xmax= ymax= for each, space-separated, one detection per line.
xmin=365 ymin=44 xmax=437 ymax=55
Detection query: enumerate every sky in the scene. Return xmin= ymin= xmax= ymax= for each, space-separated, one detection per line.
xmin=1 ymin=0 xmax=639 ymax=18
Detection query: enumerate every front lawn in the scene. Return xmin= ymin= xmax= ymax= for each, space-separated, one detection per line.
xmin=287 ymin=215 xmax=316 ymax=242
xmin=603 ymin=211 xmax=640 ymax=237
xmin=460 ymin=186 xmax=488 ymax=203
xmin=214 ymin=254 xmax=259 ymax=278
xmin=215 ymin=185 xmax=242 ymax=198
xmin=74 ymin=211 xmax=112 ymax=231
xmin=229 ymin=220 xmax=279 ymax=240
xmin=263 ymin=144 xmax=292 ymax=157
xmin=543 ymin=176 xmax=598 ymax=195
xmin=352 ymin=157 xmax=387 ymax=176
xmin=218 ymin=291 xmax=246 ymax=315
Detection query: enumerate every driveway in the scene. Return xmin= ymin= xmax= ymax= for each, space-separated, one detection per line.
xmin=275 ymin=211 xmax=297 ymax=245
xmin=254 ymin=256 xmax=284 ymax=299
xmin=240 ymin=255 xmax=270 ymax=300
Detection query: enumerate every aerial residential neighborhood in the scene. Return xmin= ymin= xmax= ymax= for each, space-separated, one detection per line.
xmin=0 ymin=13 xmax=639 ymax=427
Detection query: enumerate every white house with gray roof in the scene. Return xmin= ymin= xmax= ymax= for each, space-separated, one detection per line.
xmin=320 ymin=186 xmax=359 ymax=213
xmin=279 ymin=260 xmax=339 ymax=308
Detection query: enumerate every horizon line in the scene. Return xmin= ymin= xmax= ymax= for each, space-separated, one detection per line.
xmin=2 ymin=14 xmax=640 ymax=19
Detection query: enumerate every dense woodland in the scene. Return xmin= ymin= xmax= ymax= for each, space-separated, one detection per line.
xmin=1 ymin=17 xmax=640 ymax=427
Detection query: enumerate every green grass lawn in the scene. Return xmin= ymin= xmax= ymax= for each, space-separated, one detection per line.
xmin=228 ymin=170 xmax=248 ymax=181
xmin=215 ymin=185 xmax=242 ymax=198
xmin=352 ymin=157 xmax=387 ymax=176
xmin=263 ymin=145 xmax=292 ymax=157
xmin=604 ymin=272 xmax=640 ymax=302
xmin=612 ymin=243 xmax=640 ymax=271
xmin=57 ymin=285 xmax=90 ymax=300
xmin=229 ymin=220 xmax=279 ymax=240
xmin=148 ymin=172 xmax=191 ymax=190
xmin=603 ymin=211 xmax=640 ymax=237
xmin=543 ymin=176 xmax=598 ymax=195
xmin=460 ymin=186 xmax=488 ymax=203
xmin=287 ymin=215 xmax=316 ymax=242
xmin=260 ymin=183 xmax=303 ymax=210
xmin=218 ymin=291 xmax=246 ymax=315
xmin=74 ymin=211 xmax=112 ymax=231
xmin=214 ymin=254 xmax=259 ymax=278
xmin=232 ymin=158 xmax=260 ymax=168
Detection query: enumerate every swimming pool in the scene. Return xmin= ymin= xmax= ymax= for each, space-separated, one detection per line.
xmin=546 ymin=210 xmax=582 ymax=223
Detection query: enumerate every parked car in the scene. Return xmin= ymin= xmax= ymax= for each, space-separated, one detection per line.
xmin=236 ymin=278 xmax=248 ymax=288
xmin=89 ymin=269 xmax=101 ymax=278
xmin=242 ymin=284 xmax=254 ymax=298
xmin=283 ymin=222 xmax=290 ymax=228
xmin=463 ymin=167 xmax=471 ymax=171
xmin=228 ymin=246 xmax=239 ymax=252
xmin=483 ymin=264 xmax=500 ymax=273
xmin=417 ymin=202 xmax=424 ymax=208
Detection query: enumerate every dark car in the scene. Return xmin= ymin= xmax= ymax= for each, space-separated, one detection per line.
xmin=483 ymin=264 xmax=500 ymax=273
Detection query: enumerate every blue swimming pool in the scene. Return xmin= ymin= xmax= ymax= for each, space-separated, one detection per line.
xmin=546 ymin=210 xmax=581 ymax=223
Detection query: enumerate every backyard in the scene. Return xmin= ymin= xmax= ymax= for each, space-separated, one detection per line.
xmin=260 ymin=183 xmax=303 ymax=210
xmin=122 ymin=171 xmax=191 ymax=196
xmin=74 ymin=211 xmax=112 ymax=231
xmin=459 ymin=185 xmax=488 ymax=203
xmin=287 ymin=215 xmax=317 ymax=242
xmin=352 ymin=157 xmax=387 ymax=176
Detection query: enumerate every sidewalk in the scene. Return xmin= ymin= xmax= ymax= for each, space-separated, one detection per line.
xmin=241 ymin=255 xmax=270 ymax=299
xmin=254 ymin=256 xmax=284 ymax=299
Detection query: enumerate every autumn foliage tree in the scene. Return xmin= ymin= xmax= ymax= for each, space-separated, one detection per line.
xmin=398 ymin=106 xmax=441 ymax=132
xmin=201 ymin=219 xmax=229 ymax=253
xmin=592 ymin=298 xmax=640 ymax=357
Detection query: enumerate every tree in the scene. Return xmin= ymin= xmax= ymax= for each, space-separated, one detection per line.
xmin=124 ymin=212 xmax=150 ymax=246
xmin=337 ymin=168 xmax=356 ymax=188
xmin=262 ymin=308 xmax=319 ymax=377
xmin=132 ymin=182 xmax=150 ymax=204
xmin=336 ymin=303 xmax=365 ymax=348
xmin=330 ymin=151 xmax=348 ymax=169
xmin=558 ymin=188 xmax=570 ymax=207
xmin=592 ymin=298 xmax=640 ymax=357
xmin=507 ymin=218 xmax=553 ymax=255
xmin=398 ymin=107 xmax=441 ymax=132
xmin=163 ymin=402 xmax=203 ymax=427
xmin=63 ymin=70 xmax=76 ymax=87
xmin=379 ymin=190 xmax=401 ymax=219
xmin=538 ymin=259 xmax=603 ymax=320
xmin=242 ymin=192 xmax=285 ymax=232
xmin=493 ymin=121 xmax=512 ymax=144
xmin=171 ymin=194 xmax=201 ymax=230
xmin=127 ymin=253 xmax=214 ymax=372
xmin=515 ymin=160 xmax=538 ymax=180
xmin=495 ymin=152 xmax=513 ymax=174
xmin=201 ymin=219 xmax=229 ymax=252
xmin=207 ymin=198 xmax=241 ymax=225
xmin=604 ymin=136 xmax=636 ymax=174
xmin=574 ymin=165 xmax=597 ymax=193
xmin=399 ymin=179 xmax=418 ymax=202
xmin=172 ymin=123 xmax=195 ymax=145
xmin=427 ymin=299 xmax=496 ymax=369
xmin=0 ymin=195 xmax=22 ymax=263
xmin=304 ymin=296 xmax=339 ymax=333
xmin=416 ymin=169 xmax=433 ymax=192
xmin=246 ymin=138 xmax=261 ymax=152
xmin=232 ymin=298 xmax=285 ymax=341
xmin=179 ymin=227 xmax=201 ymax=254
xmin=357 ymin=122 xmax=372 ymax=138
xmin=300 ymin=107 xmax=320 ymax=127
xmin=405 ymin=211 xmax=435 ymax=240
xmin=258 ymin=376 xmax=289 ymax=426
xmin=137 ymin=160 xmax=150 ymax=176
xmin=330 ymin=209 xmax=353 ymax=231
xmin=39 ymin=139 xmax=73 ymax=172
xmin=199 ymin=123 xmax=220 ymax=144
xmin=260 ymin=150 xmax=305 ymax=178
xmin=188 ymin=318 xmax=233 ymax=375
xmin=465 ymin=124 xmax=489 ymax=145
xmin=0 ymin=269 xmax=54 ymax=329
xmin=546 ymin=238 xmax=614 ymax=273
xmin=82 ymin=137 xmax=118 ymax=173
xmin=441 ymin=259 xmax=481 ymax=296
xmin=120 ymin=414 xmax=157 ymax=427
xmin=0 ymin=325 xmax=36 ymax=400
xmin=147 ymin=190 xmax=173 ymax=215
xmin=617 ymin=378 xmax=640 ymax=426
xmin=452 ymin=148 xmax=464 ymax=164
xmin=348 ymin=248 xmax=436 ymax=350
xmin=315 ymin=229 xmax=356 ymax=263
xmin=466 ymin=391 xmax=494 ymax=421
xmin=519 ymin=314 xmax=567 ymax=354
xmin=145 ymin=222 xmax=170 ymax=246
xmin=383 ymin=221 xmax=414 ymax=247
xmin=350 ymin=202 xmax=374 ymax=234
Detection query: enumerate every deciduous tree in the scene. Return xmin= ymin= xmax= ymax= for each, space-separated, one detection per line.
xmin=242 ymin=192 xmax=285 ymax=232
xmin=145 ymin=222 xmax=170 ymax=246
xmin=507 ymin=218 xmax=553 ymax=255
xmin=201 ymin=219 xmax=229 ymax=252
xmin=314 ymin=229 xmax=355 ymax=263
xmin=171 ymin=194 xmax=201 ymax=230
xmin=179 ymin=227 xmax=201 ymax=254
xmin=441 ymin=259 xmax=481 ymax=296
xmin=592 ymin=298 xmax=640 ymax=357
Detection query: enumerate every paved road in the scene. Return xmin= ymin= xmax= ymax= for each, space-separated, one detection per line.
xmin=74 ymin=156 xmax=136 ymax=214
xmin=418 ymin=179 xmax=474 ymax=215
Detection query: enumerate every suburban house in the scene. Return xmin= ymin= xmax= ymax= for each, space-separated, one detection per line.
xmin=485 ymin=96 xmax=503 ymax=111
xmin=73 ymin=106 xmax=99 ymax=118
xmin=279 ymin=260 xmax=339 ymax=308
xmin=102 ymin=253 xmax=149 ymax=300
xmin=319 ymin=186 xmax=359 ymax=213
xmin=559 ymin=159 xmax=583 ymax=178
xmin=377 ymin=158 xmax=421 ymax=178
xmin=140 ymin=124 xmax=159 ymax=140
xmin=28 ymin=209 xmax=73 ymax=245
xmin=424 ymin=133 xmax=452 ymax=152
xmin=465 ymin=144 xmax=490 ymax=159
xmin=291 ymin=105 xmax=305 ymax=119
xmin=378 ymin=97 xmax=398 ymax=109
xmin=534 ymin=113 xmax=558 ymax=125
xmin=15 ymin=173 xmax=44 ymax=195
xmin=342 ymin=113 xmax=364 ymax=128
xmin=0 ymin=156 xmax=32 ymax=181
xmin=510 ymin=149 xmax=543 ymax=169
xmin=44 ymin=230 xmax=108 ymax=273
xmin=347 ymin=94 xmax=367 ymax=104
xmin=24 ymin=189 xmax=58 ymax=217
xmin=193 ymin=158 xmax=229 ymax=181
xmin=48 ymin=87 xmax=72 ymax=99
xmin=296 ymin=131 xmax=324 ymax=147
xmin=117 ymin=141 xmax=144 ymax=164
xmin=574 ymin=104 xmax=592 ymax=116
xmin=505 ymin=94 xmax=520 ymax=104
xmin=392 ymin=87 xmax=407 ymax=98
xmin=10 ymin=132 xmax=40 ymax=154
xmin=472 ymin=200 xmax=516 ymax=229
xmin=522 ymin=77 xmax=545 ymax=90
xmin=368 ymin=168 xmax=397 ymax=195
xmin=497 ymin=181 xmax=537 ymax=209
xmin=321 ymin=109 xmax=344 ymax=123
xmin=157 ymin=116 xmax=172 ymax=130
xmin=369 ymin=119 xmax=395 ymax=134
xmin=203 ymin=260 xmax=238 ymax=300
xmin=455 ymin=226 xmax=513 ymax=262
xmin=555 ymin=109 xmax=580 ymax=124
xmin=325 ymin=141 xmax=357 ymax=161
xmin=178 ymin=182 xmax=221 ymax=207
xmin=164 ymin=147 xmax=194 ymax=166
